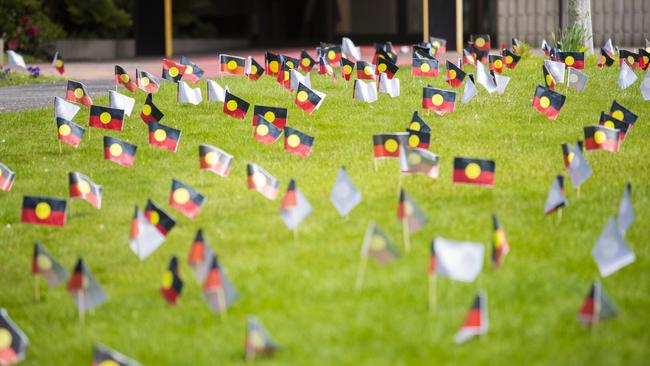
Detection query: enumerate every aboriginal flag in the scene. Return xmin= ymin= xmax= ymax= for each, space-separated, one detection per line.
xmin=92 ymin=344 xmax=142 ymax=366
xmin=188 ymin=228 xmax=213 ymax=280
xmin=532 ymin=85 xmax=565 ymax=120
xmin=412 ymin=57 xmax=439 ymax=77
xmin=56 ymin=117 xmax=85 ymax=149
xmin=502 ymin=49 xmax=520 ymax=69
xmin=277 ymin=61 xmax=292 ymax=90
xmin=254 ymin=115 xmax=283 ymax=145
xmin=445 ymin=60 xmax=466 ymax=88
xmin=373 ymin=132 xmax=408 ymax=159
xmin=21 ymin=196 xmax=67 ymax=227
xmin=246 ymin=56 xmax=264 ymax=80
xmin=89 ymin=105 xmax=124 ymax=131
xmin=543 ymin=65 xmax=556 ymax=90
xmin=322 ymin=44 xmax=342 ymax=64
xmin=282 ymin=55 xmax=299 ymax=69
xmin=341 ymin=57 xmax=354 ymax=81
xmin=145 ymin=199 xmax=176 ymax=236
xmin=148 ymin=121 xmax=181 ymax=152
xmin=488 ymin=54 xmax=504 ymax=73
xmin=0 ymin=162 xmax=16 ymax=192
xmin=69 ymin=172 xmax=102 ymax=209
xmin=162 ymin=59 xmax=186 ymax=82
xmin=599 ymin=112 xmax=630 ymax=141
xmin=32 ymin=242 xmax=68 ymax=287
xmin=103 ymin=136 xmax=137 ymax=168
xmin=491 ymin=213 xmax=510 ymax=268
xmin=639 ymin=48 xmax=650 ymax=70
xmin=252 ymin=105 xmax=287 ymax=129
xmin=198 ymin=144 xmax=233 ymax=177
xmin=609 ymin=100 xmax=638 ymax=124
xmin=356 ymin=61 xmax=376 ymax=80
xmin=408 ymin=111 xmax=431 ymax=133
xmin=423 ymin=87 xmax=456 ymax=115
xmin=300 ymin=50 xmax=316 ymax=72
xmin=67 ymin=257 xmax=107 ymax=313
xmin=161 ymin=256 xmax=183 ymax=305
xmin=295 ymin=83 xmax=322 ymax=113
xmin=52 ymin=51 xmax=64 ymax=74
xmin=406 ymin=129 xmax=430 ymax=149
xmin=598 ymin=48 xmax=615 ymax=68
xmin=584 ymin=125 xmax=620 ymax=152
xmin=376 ymin=57 xmax=399 ymax=79
xmin=220 ymin=54 xmax=245 ymax=76
xmin=115 ymin=65 xmax=137 ymax=92
xmin=247 ymin=163 xmax=280 ymax=200
xmin=453 ymin=157 xmax=495 ymax=187
xmin=170 ymin=179 xmax=205 ymax=219
xmin=470 ymin=34 xmax=491 ymax=51
xmin=578 ymin=281 xmax=617 ymax=326
xmin=66 ymin=80 xmax=92 ymax=107
xmin=265 ymin=52 xmax=282 ymax=76
xmin=223 ymin=91 xmax=250 ymax=119
xmin=284 ymin=127 xmax=314 ymax=157
xmin=180 ymin=56 xmax=204 ymax=84
xmin=454 ymin=292 xmax=488 ymax=344
xmin=140 ymin=93 xmax=164 ymax=124
xmin=0 ymin=308 xmax=28 ymax=365
xmin=413 ymin=45 xmax=435 ymax=59
xmin=619 ymin=49 xmax=640 ymax=69
xmin=558 ymin=51 xmax=585 ymax=70
xmin=373 ymin=44 xmax=397 ymax=64
xmin=463 ymin=48 xmax=476 ymax=65
xmin=136 ymin=69 xmax=160 ymax=93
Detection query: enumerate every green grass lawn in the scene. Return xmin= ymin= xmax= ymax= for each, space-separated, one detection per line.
xmin=0 ymin=54 xmax=648 ymax=365
xmin=0 ymin=71 xmax=63 ymax=87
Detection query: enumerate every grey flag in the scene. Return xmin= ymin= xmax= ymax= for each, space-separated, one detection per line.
xmin=330 ymin=167 xmax=362 ymax=216
xmin=361 ymin=222 xmax=399 ymax=265
xmin=476 ymin=61 xmax=497 ymax=93
xmin=617 ymin=183 xmax=634 ymax=235
xmin=592 ymin=217 xmax=635 ymax=277
xmin=54 ymin=96 xmax=80 ymax=120
xmin=462 ymin=74 xmax=477 ymax=104
xmin=544 ymin=175 xmax=567 ymax=215
xmin=567 ymin=67 xmax=588 ymax=92
xmin=618 ymin=61 xmax=637 ymax=89
xmin=641 ymin=69 xmax=650 ymax=100
xmin=280 ymin=187 xmax=312 ymax=230
xmin=568 ymin=144 xmax=592 ymax=188
xmin=544 ymin=60 xmax=565 ymax=83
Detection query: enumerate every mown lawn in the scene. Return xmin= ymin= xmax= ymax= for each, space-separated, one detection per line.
xmin=0 ymin=53 xmax=648 ymax=365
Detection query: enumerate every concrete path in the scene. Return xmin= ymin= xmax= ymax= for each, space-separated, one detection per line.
xmin=0 ymin=79 xmax=113 ymax=113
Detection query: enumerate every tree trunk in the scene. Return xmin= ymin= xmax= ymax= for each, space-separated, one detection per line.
xmin=568 ymin=0 xmax=594 ymax=54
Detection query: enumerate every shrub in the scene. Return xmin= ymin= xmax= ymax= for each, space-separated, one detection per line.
xmin=0 ymin=0 xmax=65 ymax=56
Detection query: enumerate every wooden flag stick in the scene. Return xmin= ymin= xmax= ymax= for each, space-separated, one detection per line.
xmin=402 ymin=219 xmax=411 ymax=252
xmin=428 ymin=274 xmax=437 ymax=313
xmin=355 ymin=256 xmax=368 ymax=290
xmin=34 ymin=275 xmax=40 ymax=302
xmin=217 ymin=288 xmax=228 ymax=320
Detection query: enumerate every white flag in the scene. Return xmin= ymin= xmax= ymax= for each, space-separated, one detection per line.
xmin=603 ymin=38 xmax=615 ymax=56
xmin=544 ymin=60 xmax=565 ymax=83
xmin=617 ymin=183 xmax=634 ymax=235
xmin=433 ymin=237 xmax=484 ymax=282
xmin=7 ymin=50 xmax=27 ymax=70
xmin=567 ymin=67 xmax=588 ymax=92
xmin=54 ymin=96 xmax=80 ymax=120
xmin=568 ymin=144 xmax=592 ymax=188
xmin=592 ymin=217 xmax=635 ymax=277
xmin=329 ymin=167 xmax=362 ymax=216
xmin=108 ymin=90 xmax=135 ymax=116
xmin=494 ymin=73 xmax=510 ymax=94
xmin=130 ymin=208 xmax=166 ymax=261
xmin=641 ymin=69 xmax=650 ymax=100
xmin=353 ymin=79 xmax=377 ymax=103
xmin=341 ymin=37 xmax=361 ymax=60
xmin=290 ymin=69 xmax=311 ymax=91
xmin=378 ymin=72 xmax=400 ymax=98
xmin=462 ymin=75 xmax=477 ymax=103
xmin=618 ymin=61 xmax=637 ymax=89
xmin=207 ymin=80 xmax=227 ymax=102
xmin=475 ymin=61 xmax=496 ymax=93
xmin=178 ymin=80 xmax=202 ymax=105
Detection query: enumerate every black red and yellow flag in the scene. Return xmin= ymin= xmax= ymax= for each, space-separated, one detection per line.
xmin=277 ymin=61 xmax=292 ymax=90
xmin=253 ymin=115 xmax=283 ymax=145
xmin=300 ymin=50 xmax=316 ymax=72
xmin=532 ymin=85 xmax=565 ymax=120
xmin=373 ymin=43 xmax=397 ymax=64
xmin=252 ymin=105 xmax=288 ymax=129
xmin=103 ymin=136 xmax=137 ymax=168
xmin=452 ymin=157 xmax=496 ymax=187
xmin=543 ymin=65 xmax=556 ymax=90
xmin=609 ymin=100 xmax=638 ymax=124
xmin=246 ymin=57 xmax=264 ymax=80
xmin=599 ymin=112 xmax=630 ymax=141
xmin=488 ymin=54 xmax=504 ymax=73
xmin=162 ymin=59 xmax=186 ymax=82
xmin=161 ymin=256 xmax=183 ymax=305
xmin=66 ymin=80 xmax=92 ymax=107
xmin=492 ymin=213 xmax=510 ymax=268
xmin=220 ymin=54 xmax=245 ymax=75
xmin=170 ymin=179 xmax=205 ymax=219
xmin=406 ymin=129 xmax=430 ymax=149
xmin=199 ymin=144 xmax=232 ymax=177
xmin=639 ymin=48 xmax=650 ymax=70
xmin=413 ymin=45 xmax=436 ymax=59
xmin=321 ymin=44 xmax=342 ymax=64
xmin=619 ymin=49 xmax=640 ymax=69
xmin=145 ymin=199 xmax=176 ymax=236
xmin=340 ymin=57 xmax=355 ymax=81
xmin=180 ymin=56 xmax=204 ymax=84
xmin=356 ymin=61 xmax=376 ymax=80
xmin=502 ymin=49 xmax=520 ymax=69
xmin=21 ymin=196 xmax=67 ymax=227
xmin=558 ymin=51 xmax=585 ymax=70
xmin=56 ymin=117 xmax=85 ymax=149
xmin=598 ymin=48 xmax=615 ymax=68
xmin=89 ymin=105 xmax=124 ymax=131
xmin=115 ymin=65 xmax=137 ymax=92
xmin=141 ymin=93 xmax=164 ymax=124
xmin=373 ymin=133 xmax=408 ymax=159
xmin=376 ymin=57 xmax=399 ymax=79
xmin=295 ymin=83 xmax=322 ymax=114
xmin=223 ymin=91 xmax=250 ymax=119
xmin=282 ymin=55 xmax=299 ymax=69
xmin=445 ymin=60 xmax=466 ymax=88
xmin=422 ymin=87 xmax=456 ymax=116
xmin=412 ymin=57 xmax=439 ymax=77
xmin=407 ymin=111 xmax=431 ymax=133
xmin=0 ymin=162 xmax=15 ymax=192
xmin=265 ymin=52 xmax=282 ymax=76
xmin=148 ymin=121 xmax=181 ymax=152
xmin=284 ymin=127 xmax=314 ymax=157
xmin=584 ymin=125 xmax=620 ymax=152
xmin=69 ymin=172 xmax=102 ymax=209
xmin=53 ymin=51 xmax=64 ymax=74
xmin=470 ymin=34 xmax=491 ymax=51
xmin=137 ymin=69 xmax=160 ymax=93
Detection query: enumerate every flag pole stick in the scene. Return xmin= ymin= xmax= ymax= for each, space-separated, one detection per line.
xmin=77 ymin=291 xmax=85 ymax=324
xmin=428 ymin=274 xmax=437 ymax=313
xmin=217 ymin=288 xmax=227 ymax=320
xmin=402 ymin=218 xmax=411 ymax=252
xmin=355 ymin=255 xmax=368 ymax=290
xmin=34 ymin=275 xmax=40 ymax=302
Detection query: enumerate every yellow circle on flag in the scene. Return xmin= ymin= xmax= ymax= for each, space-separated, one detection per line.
xmin=384 ymin=139 xmax=398 ymax=152
xmin=99 ymin=361 xmax=120 ymax=366
xmin=56 ymin=59 xmax=63 ymax=67
xmin=465 ymin=163 xmax=481 ymax=179
xmin=250 ymin=65 xmax=258 ymax=74
xmin=269 ymin=61 xmax=279 ymax=73
xmin=185 ymin=65 xmax=193 ymax=74
xmin=173 ymin=188 xmax=190 ymax=204
xmin=297 ymin=91 xmax=308 ymax=102
xmin=545 ymin=74 xmax=554 ymax=86
xmin=74 ymin=88 xmax=84 ymax=98
xmin=604 ymin=120 xmax=615 ymax=129
xmin=283 ymin=70 xmax=290 ymax=80
xmin=149 ymin=210 xmax=160 ymax=225
xmin=612 ymin=110 xmax=624 ymax=120
xmin=287 ymin=61 xmax=295 ymax=68
xmin=58 ymin=124 xmax=71 ymax=136
xmin=256 ymin=124 xmax=269 ymax=136
xmin=154 ymin=129 xmax=167 ymax=142
xmin=407 ymin=152 xmax=422 ymax=165
xmin=377 ymin=63 xmax=387 ymax=72
xmin=226 ymin=100 xmax=238 ymax=111
xmin=475 ymin=38 xmax=485 ymax=47
xmin=505 ymin=55 xmax=513 ymax=64
xmin=494 ymin=59 xmax=503 ymax=69
xmin=627 ymin=56 xmax=634 ymax=65
xmin=644 ymin=56 xmax=650 ymax=65
xmin=142 ymin=104 xmax=152 ymax=116
xmin=161 ymin=271 xmax=173 ymax=289
xmin=539 ymin=96 xmax=550 ymax=109
xmin=343 ymin=65 xmax=352 ymax=75
xmin=109 ymin=143 xmax=123 ymax=157
xmin=100 ymin=112 xmax=112 ymax=124
xmin=594 ymin=130 xmax=607 ymax=144
xmin=432 ymin=40 xmax=440 ymax=48
xmin=409 ymin=122 xmax=420 ymax=131
xmin=420 ymin=63 xmax=430 ymax=73
xmin=205 ymin=152 xmax=218 ymax=165
xmin=227 ymin=60 xmax=237 ymax=70
xmin=252 ymin=172 xmax=266 ymax=187
xmin=301 ymin=58 xmax=311 ymax=67
xmin=287 ymin=134 xmax=301 ymax=147
xmin=327 ymin=50 xmax=336 ymax=60
xmin=431 ymin=94 xmax=444 ymax=106
xmin=78 ymin=180 xmax=91 ymax=194
xmin=37 ymin=254 xmax=52 ymax=270
xmin=567 ymin=152 xmax=574 ymax=164
xmin=0 ymin=328 xmax=12 ymax=349
xmin=408 ymin=134 xmax=420 ymax=147
xmin=35 ymin=202 xmax=51 ymax=219
xmin=564 ymin=56 xmax=574 ymax=66
xmin=169 ymin=67 xmax=179 ymax=77
xmin=363 ymin=66 xmax=372 ymax=76
xmin=369 ymin=235 xmax=386 ymax=250
xmin=263 ymin=111 xmax=276 ymax=122
xmin=141 ymin=77 xmax=150 ymax=86
xmin=120 ymin=74 xmax=130 ymax=83
xmin=449 ymin=69 xmax=457 ymax=79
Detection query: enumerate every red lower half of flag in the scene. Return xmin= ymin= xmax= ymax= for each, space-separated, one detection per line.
xmin=200 ymin=159 xmax=230 ymax=176
xmin=59 ymin=133 xmax=82 ymax=148
xmin=184 ymin=74 xmax=200 ymax=84
xmin=579 ymin=298 xmax=595 ymax=323
xmin=67 ymin=272 xmax=84 ymax=291
xmin=0 ymin=175 xmax=13 ymax=192
xmin=285 ymin=143 xmax=311 ymax=157
xmin=224 ymin=108 xmax=246 ymax=119
xmin=65 ymin=91 xmax=92 ymax=107
xmin=104 ymin=148 xmax=134 ymax=168
xmin=423 ymin=99 xmax=455 ymax=115
xmin=447 ymin=78 xmax=462 ymax=88
xmin=462 ymin=308 xmax=482 ymax=328
xmin=569 ymin=61 xmax=585 ymax=69
xmin=295 ymin=99 xmax=316 ymax=114
xmin=89 ymin=116 xmax=123 ymax=131
xmin=412 ymin=68 xmax=439 ymax=77
xmin=248 ymin=73 xmax=262 ymax=81
xmin=21 ymin=208 xmax=66 ymax=226
xmin=373 ymin=145 xmax=399 ymax=159
xmin=0 ymin=346 xmax=18 ymax=363
xmin=161 ymin=288 xmax=179 ymax=304
xmin=141 ymin=113 xmax=158 ymax=124
xmin=532 ymin=97 xmax=561 ymax=119
xmin=142 ymin=84 xmax=159 ymax=93
xmin=255 ymin=134 xmax=278 ymax=145
xmin=585 ymin=138 xmax=619 ymax=152
xmin=171 ymin=199 xmax=202 ymax=219
xmin=56 ymin=65 xmax=65 ymax=74
xmin=70 ymin=188 xmax=101 ymax=209
xmin=453 ymin=169 xmax=495 ymax=187
xmin=149 ymin=134 xmax=179 ymax=152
